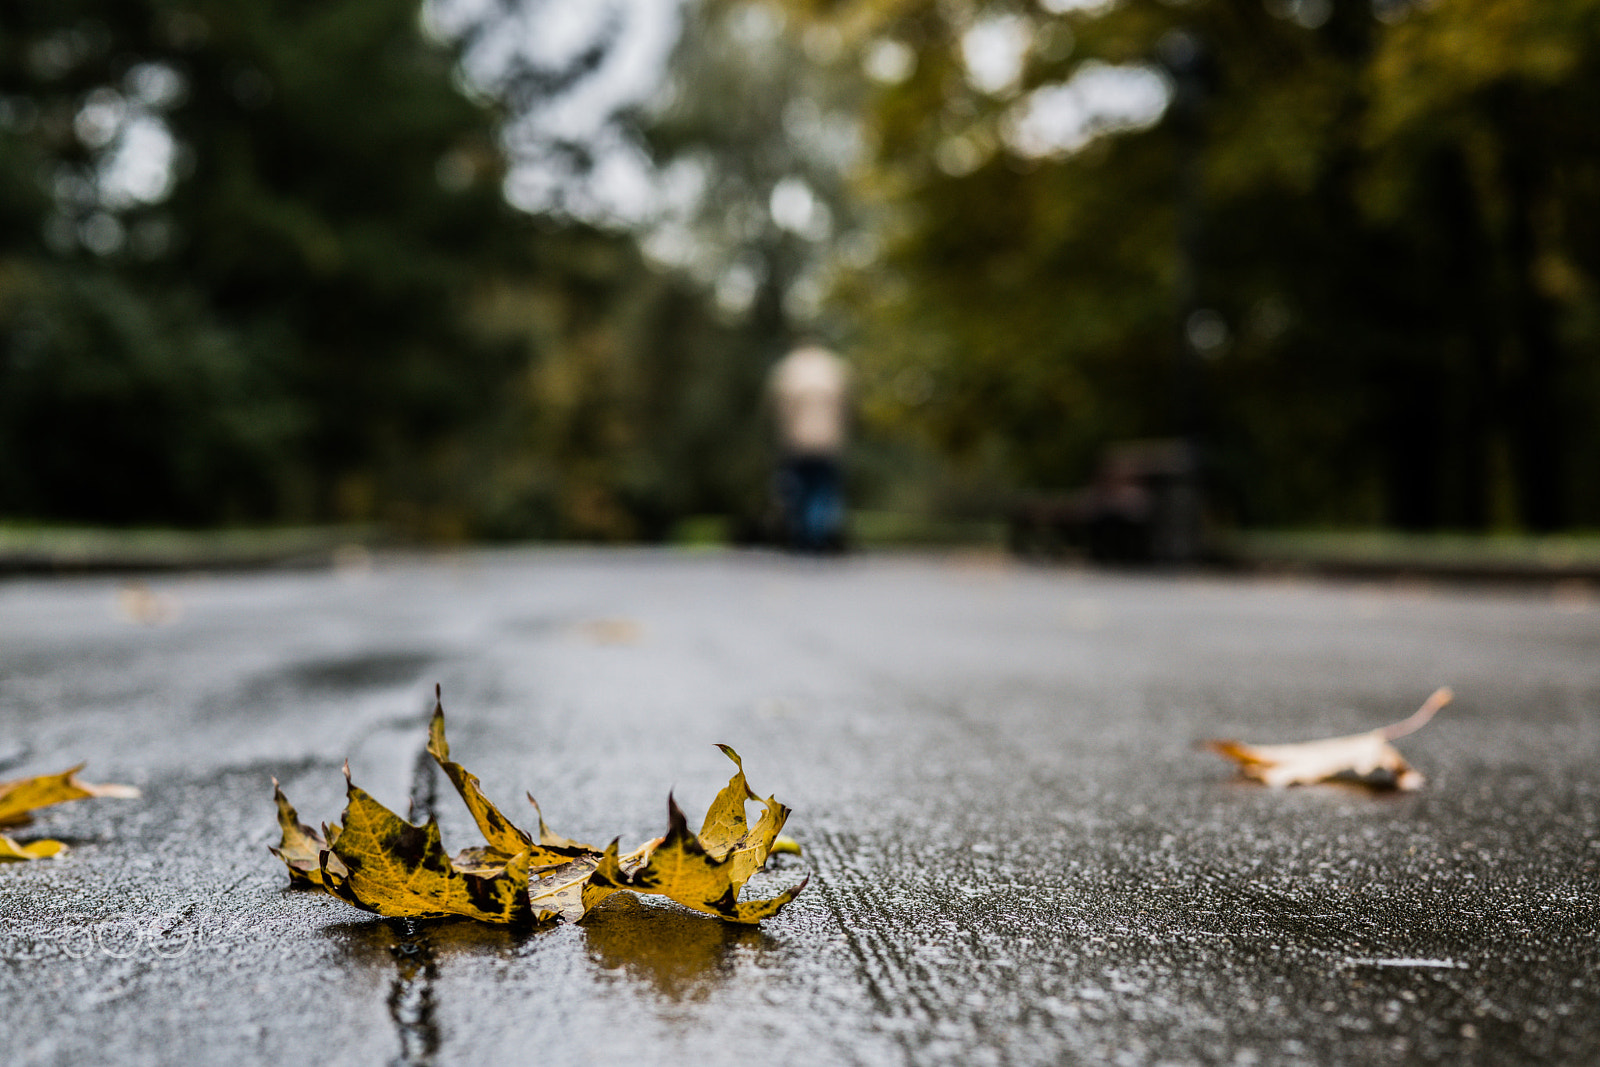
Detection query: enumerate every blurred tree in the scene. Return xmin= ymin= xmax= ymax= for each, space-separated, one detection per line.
xmin=0 ymin=0 xmax=733 ymax=537
xmin=624 ymin=0 xmax=882 ymax=525
xmin=0 ymin=0 xmax=870 ymax=540
xmin=641 ymin=1 xmax=866 ymax=344
xmin=782 ymin=0 xmax=1600 ymax=531
xmin=1361 ymin=0 xmax=1600 ymax=530
xmin=0 ymin=0 xmax=549 ymax=526
xmin=469 ymin=0 xmax=896 ymax=538
xmin=11 ymin=0 xmax=1599 ymax=538
xmin=432 ymin=0 xmax=864 ymax=539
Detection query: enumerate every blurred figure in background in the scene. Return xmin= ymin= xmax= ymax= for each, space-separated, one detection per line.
xmin=768 ymin=343 xmax=851 ymax=553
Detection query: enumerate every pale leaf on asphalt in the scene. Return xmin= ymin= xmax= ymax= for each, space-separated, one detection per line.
xmin=1205 ymin=687 xmax=1452 ymax=791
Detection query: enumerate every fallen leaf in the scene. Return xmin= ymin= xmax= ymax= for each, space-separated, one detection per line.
xmin=771 ymin=835 xmax=802 ymax=857
xmin=1205 ymin=687 xmax=1452 ymax=791
xmin=582 ymin=796 xmax=808 ymax=924
xmin=580 ymin=744 xmax=806 ymax=923
xmin=577 ymin=619 xmax=642 ymax=645
xmin=271 ymin=687 xmax=806 ymax=925
xmin=267 ymin=780 xmax=328 ymax=886
xmin=0 ymin=764 xmax=140 ymax=861
xmin=319 ymin=770 xmax=535 ymax=923
xmin=696 ymin=743 xmax=790 ymax=888
xmin=425 ymin=708 xmax=590 ymax=869
xmin=115 ymin=581 xmax=183 ymax=625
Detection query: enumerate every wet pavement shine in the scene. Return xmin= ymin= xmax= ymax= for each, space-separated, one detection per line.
xmin=1 ymin=548 xmax=1597 ymax=1066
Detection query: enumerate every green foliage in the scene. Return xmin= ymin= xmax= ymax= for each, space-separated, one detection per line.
xmin=0 ymin=0 xmax=789 ymax=539
xmin=11 ymin=0 xmax=1599 ymax=537
xmin=802 ymin=0 xmax=1600 ymax=530
xmin=0 ymin=265 xmax=302 ymax=523
xmin=0 ymin=0 xmax=531 ymax=526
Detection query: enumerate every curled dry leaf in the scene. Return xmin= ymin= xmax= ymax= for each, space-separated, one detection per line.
xmin=580 ymin=744 xmax=807 ymax=924
xmin=1205 ymin=687 xmax=1452 ymax=791
xmin=270 ymin=687 xmax=806 ymax=925
xmin=0 ymin=764 xmax=140 ymax=861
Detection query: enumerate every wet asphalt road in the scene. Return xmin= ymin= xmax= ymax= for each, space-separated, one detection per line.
xmin=1 ymin=548 xmax=1597 ymax=1066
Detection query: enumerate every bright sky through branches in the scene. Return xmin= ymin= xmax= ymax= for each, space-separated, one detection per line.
xmin=1003 ymin=62 xmax=1171 ymax=158
xmin=424 ymin=0 xmax=685 ymax=224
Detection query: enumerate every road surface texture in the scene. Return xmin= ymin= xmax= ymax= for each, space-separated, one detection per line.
xmin=2 ymin=548 xmax=1597 ymax=1066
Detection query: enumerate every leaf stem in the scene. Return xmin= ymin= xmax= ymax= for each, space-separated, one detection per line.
xmin=1379 ymin=686 xmax=1453 ymax=740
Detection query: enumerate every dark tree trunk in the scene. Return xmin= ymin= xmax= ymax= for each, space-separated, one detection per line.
xmin=1500 ymin=123 xmax=1567 ymax=531
xmin=1430 ymin=143 xmax=1499 ymax=529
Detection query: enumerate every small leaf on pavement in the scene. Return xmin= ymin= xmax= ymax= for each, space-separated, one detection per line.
xmin=0 ymin=763 xmax=139 ymax=861
xmin=1205 ymin=687 xmax=1452 ymax=791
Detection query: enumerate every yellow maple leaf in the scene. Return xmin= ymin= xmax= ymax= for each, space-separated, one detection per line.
xmin=582 ymin=794 xmax=809 ymax=925
xmin=423 ymin=698 xmax=597 ymax=868
xmin=268 ymin=779 xmax=331 ymax=886
xmin=317 ymin=768 xmax=534 ymax=923
xmin=1206 ymin=686 xmax=1452 ymax=791
xmin=270 ymin=689 xmax=806 ymax=925
xmin=580 ymin=745 xmax=806 ymax=924
xmin=695 ymin=743 xmax=794 ymax=891
xmin=0 ymin=763 xmax=139 ymax=861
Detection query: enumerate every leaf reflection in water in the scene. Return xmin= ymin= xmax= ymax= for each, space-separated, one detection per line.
xmin=582 ymin=895 xmax=775 ymax=1000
